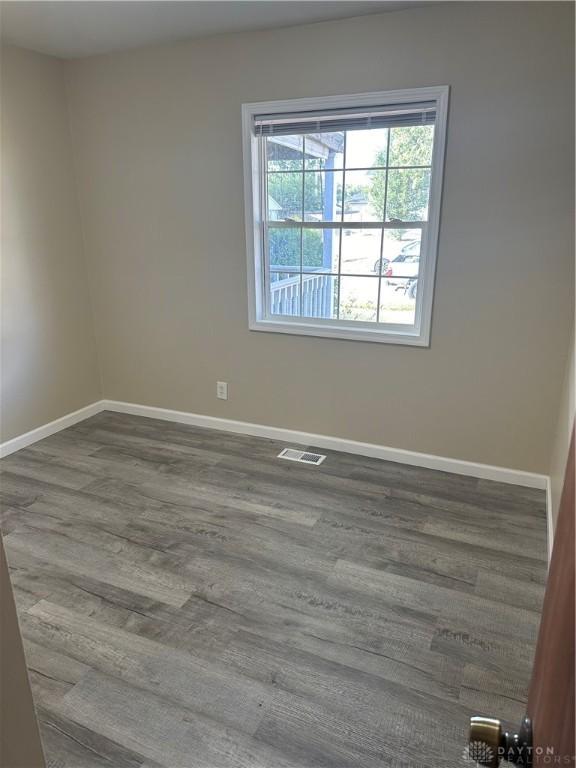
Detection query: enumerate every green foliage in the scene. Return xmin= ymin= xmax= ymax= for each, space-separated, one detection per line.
xmin=268 ymin=228 xmax=323 ymax=269
xmin=389 ymin=125 xmax=434 ymax=167
xmin=303 ymin=173 xmax=326 ymax=214
xmin=267 ymin=172 xmax=324 ymax=218
xmin=368 ymin=126 xmax=433 ymax=229
xmin=302 ymin=228 xmax=327 ymax=269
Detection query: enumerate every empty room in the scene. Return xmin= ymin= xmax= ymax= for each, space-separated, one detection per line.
xmin=0 ymin=2 xmax=574 ymax=767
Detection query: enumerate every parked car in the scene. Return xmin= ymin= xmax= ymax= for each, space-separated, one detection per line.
xmin=372 ymin=255 xmax=390 ymax=274
xmin=373 ymin=238 xmax=420 ymax=274
xmin=384 ymin=244 xmax=420 ymax=288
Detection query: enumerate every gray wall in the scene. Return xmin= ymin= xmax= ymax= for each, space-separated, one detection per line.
xmin=66 ymin=2 xmax=574 ymax=474
xmin=0 ymin=46 xmax=100 ymax=443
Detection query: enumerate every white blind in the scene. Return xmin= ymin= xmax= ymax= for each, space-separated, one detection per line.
xmin=254 ymin=102 xmax=436 ymax=137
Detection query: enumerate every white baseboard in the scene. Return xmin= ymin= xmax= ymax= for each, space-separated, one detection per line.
xmin=0 ymin=397 xmax=549 ymax=493
xmin=102 ymin=398 xmax=548 ymax=490
xmin=0 ymin=401 xmax=104 ymax=458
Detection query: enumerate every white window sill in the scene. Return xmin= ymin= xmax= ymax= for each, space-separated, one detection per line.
xmin=249 ymin=317 xmax=430 ymax=346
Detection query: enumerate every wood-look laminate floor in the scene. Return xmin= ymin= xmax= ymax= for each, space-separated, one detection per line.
xmin=1 ymin=412 xmax=548 ymax=768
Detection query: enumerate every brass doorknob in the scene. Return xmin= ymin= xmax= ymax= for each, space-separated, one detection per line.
xmin=468 ymin=715 xmax=533 ymax=767
xmin=468 ymin=716 xmax=502 ymax=767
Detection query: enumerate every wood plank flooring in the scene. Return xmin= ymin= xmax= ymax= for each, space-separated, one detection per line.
xmin=0 ymin=412 xmax=548 ymax=768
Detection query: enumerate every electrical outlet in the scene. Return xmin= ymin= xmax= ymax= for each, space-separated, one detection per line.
xmin=216 ymin=381 xmax=228 ymax=400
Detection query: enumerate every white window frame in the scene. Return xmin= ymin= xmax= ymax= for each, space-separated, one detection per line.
xmin=242 ymin=86 xmax=449 ymax=346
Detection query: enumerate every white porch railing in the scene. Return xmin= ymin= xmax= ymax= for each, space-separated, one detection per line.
xmin=270 ymin=272 xmax=334 ymax=317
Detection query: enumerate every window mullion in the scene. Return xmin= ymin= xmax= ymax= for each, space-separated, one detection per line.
xmin=336 ymin=132 xmax=347 ymax=320
xmin=262 ymin=136 xmax=271 ymax=319
xmin=299 ymin=137 xmax=305 ymax=316
xmin=270 ymin=220 xmax=425 ymax=230
xmin=376 ymin=128 xmax=391 ymax=323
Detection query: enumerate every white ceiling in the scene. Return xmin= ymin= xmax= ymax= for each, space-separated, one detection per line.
xmin=0 ymin=1 xmax=427 ymax=59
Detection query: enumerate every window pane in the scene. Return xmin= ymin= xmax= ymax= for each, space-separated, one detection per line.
xmin=266 ymin=136 xmax=303 ymax=172
xmin=338 ymin=276 xmax=379 ymax=322
xmin=267 ymin=227 xmax=301 ymax=271
xmin=341 ymin=228 xmax=382 ymax=275
xmin=304 ymin=171 xmax=343 ymax=222
xmin=382 ymin=231 xmax=421 ymax=328
xmin=267 ymin=172 xmax=303 ymax=221
xmin=301 ymin=275 xmax=338 ymax=319
xmin=269 ymin=273 xmax=301 ymax=316
xmin=345 ymin=128 xmax=388 ymax=169
xmin=379 ymin=278 xmax=417 ymax=325
xmin=304 ymin=133 xmax=344 ymax=170
xmin=384 ymin=242 xmax=421 ymax=281
xmin=379 ymin=229 xmax=422 ymax=274
xmin=388 ymin=125 xmax=434 ymax=167
xmin=385 ymin=168 xmax=431 ymax=222
xmin=302 ymin=228 xmax=339 ymax=273
xmin=343 ymin=170 xmax=385 ymax=222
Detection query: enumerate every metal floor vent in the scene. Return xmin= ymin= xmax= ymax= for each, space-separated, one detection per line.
xmin=277 ymin=448 xmax=326 ymax=466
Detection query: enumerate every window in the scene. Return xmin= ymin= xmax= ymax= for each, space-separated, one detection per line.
xmin=242 ymin=87 xmax=449 ymax=345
